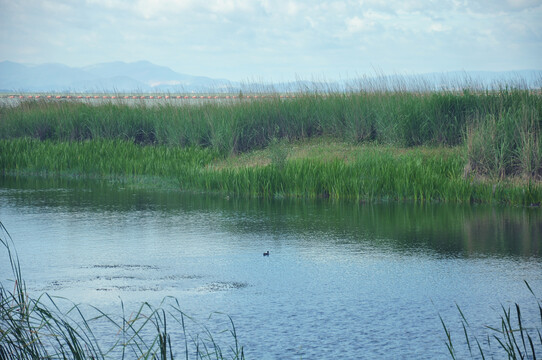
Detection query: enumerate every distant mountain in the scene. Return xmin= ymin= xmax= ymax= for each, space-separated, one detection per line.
xmin=0 ymin=60 xmax=234 ymax=92
xmin=0 ymin=60 xmax=540 ymax=93
xmin=82 ymin=61 xmax=231 ymax=89
xmin=0 ymin=61 xmax=97 ymax=92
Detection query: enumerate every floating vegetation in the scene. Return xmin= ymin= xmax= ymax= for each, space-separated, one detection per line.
xmin=197 ymin=282 xmax=250 ymax=293
xmin=89 ymin=264 xmax=159 ymax=269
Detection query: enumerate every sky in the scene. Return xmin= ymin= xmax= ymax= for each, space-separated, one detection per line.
xmin=1 ymin=0 xmax=541 ymax=82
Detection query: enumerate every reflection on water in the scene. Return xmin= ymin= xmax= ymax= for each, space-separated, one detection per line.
xmin=2 ymin=175 xmax=540 ymax=258
xmin=1 ymin=175 xmax=541 ymax=359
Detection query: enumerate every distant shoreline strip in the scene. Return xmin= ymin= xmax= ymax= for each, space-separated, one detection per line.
xmin=0 ymin=94 xmax=298 ymax=99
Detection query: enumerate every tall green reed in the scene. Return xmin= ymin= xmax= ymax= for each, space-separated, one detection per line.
xmin=2 ymin=87 xmax=540 ymax=159
xmin=440 ymin=281 xmax=542 ymax=360
xmin=196 ymin=145 xmax=541 ymax=204
xmin=465 ymin=104 xmax=541 ymax=179
xmin=2 ymin=138 xmax=541 ymax=204
xmin=0 ymin=137 xmax=220 ymax=178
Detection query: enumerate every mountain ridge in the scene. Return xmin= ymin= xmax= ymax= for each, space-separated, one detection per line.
xmin=0 ymin=60 xmax=233 ymax=92
xmin=0 ymin=60 xmax=540 ymax=93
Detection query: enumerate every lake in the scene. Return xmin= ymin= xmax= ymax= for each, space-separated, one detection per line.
xmin=1 ymin=176 xmax=541 ymax=359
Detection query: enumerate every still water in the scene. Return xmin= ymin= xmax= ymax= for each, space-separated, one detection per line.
xmin=1 ymin=176 xmax=541 ymax=359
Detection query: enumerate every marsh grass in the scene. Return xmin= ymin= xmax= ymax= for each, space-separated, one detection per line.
xmin=0 ymin=220 xmax=244 ymax=360
xmin=1 ymin=82 xmax=541 ymax=202
xmin=268 ymin=137 xmax=289 ymax=170
xmin=440 ymin=281 xmax=542 ymax=360
xmin=202 ymin=144 xmax=541 ymax=204
xmin=188 ymin=139 xmax=542 ymax=204
xmin=1 ymin=87 xmax=540 ymax=156
xmin=466 ymin=104 xmax=542 ymax=179
xmin=2 ymin=138 xmax=541 ymax=204
xmin=0 ymin=137 xmax=220 ymax=179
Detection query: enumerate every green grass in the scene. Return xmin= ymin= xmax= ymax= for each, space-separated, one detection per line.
xmin=202 ymin=141 xmax=541 ymax=204
xmin=0 ymin=221 xmax=245 ymax=360
xmin=2 ymin=137 xmax=541 ymax=205
xmin=0 ymin=137 xmax=219 ymax=179
xmin=1 ymin=87 xmax=540 ymax=154
xmin=465 ymin=103 xmax=542 ymax=179
xmin=1 ymin=84 xmax=541 ymax=203
xmin=440 ymin=281 xmax=542 ymax=360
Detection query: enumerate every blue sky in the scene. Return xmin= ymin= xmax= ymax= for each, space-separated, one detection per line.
xmin=1 ymin=0 xmax=541 ymax=81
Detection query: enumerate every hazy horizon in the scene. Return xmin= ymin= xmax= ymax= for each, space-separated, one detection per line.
xmin=1 ymin=1 xmax=541 ymax=82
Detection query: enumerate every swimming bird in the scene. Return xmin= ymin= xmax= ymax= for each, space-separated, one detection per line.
xmin=263 ymin=251 xmax=270 ymax=256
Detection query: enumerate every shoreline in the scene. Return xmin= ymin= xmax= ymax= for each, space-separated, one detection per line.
xmin=2 ymin=138 xmax=540 ymax=206
xmin=1 ymin=87 xmax=540 ymax=205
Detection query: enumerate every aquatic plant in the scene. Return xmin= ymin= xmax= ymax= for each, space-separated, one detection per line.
xmin=0 ymin=220 xmax=245 ymax=359
xmin=1 ymin=85 xmax=540 ymax=161
xmin=440 ymin=281 xmax=542 ymax=359
xmin=0 ymin=137 xmax=220 ymax=179
xmin=1 ymin=79 xmax=541 ymax=202
xmin=1 ymin=138 xmax=541 ymax=205
xmin=268 ymin=137 xmax=289 ymax=170
xmin=465 ymin=103 xmax=542 ymax=180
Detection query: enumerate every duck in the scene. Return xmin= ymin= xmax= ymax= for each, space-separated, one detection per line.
xmin=263 ymin=251 xmax=270 ymax=256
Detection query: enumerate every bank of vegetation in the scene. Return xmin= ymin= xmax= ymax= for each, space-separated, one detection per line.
xmin=1 ymin=85 xmax=541 ymax=204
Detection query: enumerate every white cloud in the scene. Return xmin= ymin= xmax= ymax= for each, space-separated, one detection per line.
xmin=428 ymin=23 xmax=449 ymax=32
xmin=85 ymin=0 xmax=127 ymax=9
xmin=466 ymin=0 xmax=542 ymax=13
xmin=346 ymin=16 xmax=372 ymax=33
xmin=1 ymin=0 xmax=541 ymax=80
xmin=285 ymin=1 xmax=302 ymax=15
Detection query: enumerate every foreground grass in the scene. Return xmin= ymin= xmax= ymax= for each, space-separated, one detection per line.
xmin=440 ymin=282 xmax=542 ymax=360
xmin=1 ymin=137 xmax=541 ymax=205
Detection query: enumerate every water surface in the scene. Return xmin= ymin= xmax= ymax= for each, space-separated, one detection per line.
xmin=1 ymin=176 xmax=541 ymax=359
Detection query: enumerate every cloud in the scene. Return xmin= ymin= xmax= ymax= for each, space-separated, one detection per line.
xmin=1 ymin=0 xmax=540 ymax=80
xmin=428 ymin=23 xmax=449 ymax=32
xmin=346 ymin=16 xmax=372 ymax=33
xmin=465 ymin=0 xmax=542 ymax=13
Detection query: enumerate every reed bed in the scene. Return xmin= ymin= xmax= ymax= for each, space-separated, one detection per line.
xmin=1 ymin=84 xmax=541 ymax=202
xmin=1 ymin=87 xmax=540 ymax=152
xmin=0 ymin=137 xmax=219 ymax=179
xmin=199 ymin=144 xmax=541 ymax=205
xmin=0 ymin=221 xmax=245 ymax=360
xmin=440 ymin=281 xmax=542 ymax=360
xmin=2 ymin=138 xmax=541 ymax=205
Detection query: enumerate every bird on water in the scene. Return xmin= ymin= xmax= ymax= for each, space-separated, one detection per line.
xmin=263 ymin=251 xmax=270 ymax=256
